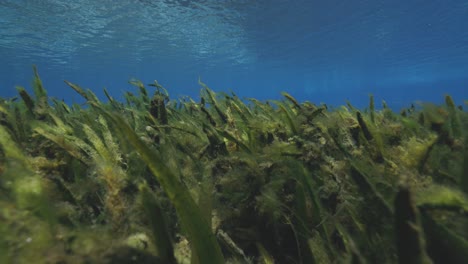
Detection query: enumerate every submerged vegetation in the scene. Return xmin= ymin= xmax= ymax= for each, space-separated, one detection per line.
xmin=1 ymin=67 xmax=468 ymax=263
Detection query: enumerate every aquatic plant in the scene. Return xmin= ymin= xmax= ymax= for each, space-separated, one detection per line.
xmin=0 ymin=67 xmax=467 ymax=263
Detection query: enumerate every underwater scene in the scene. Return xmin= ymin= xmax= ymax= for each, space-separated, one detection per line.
xmin=1 ymin=1 xmax=468 ymax=263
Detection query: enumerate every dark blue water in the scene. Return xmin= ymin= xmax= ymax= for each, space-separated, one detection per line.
xmin=1 ymin=0 xmax=467 ymax=109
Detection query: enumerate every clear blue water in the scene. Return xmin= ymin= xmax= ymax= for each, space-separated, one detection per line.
xmin=1 ymin=0 xmax=467 ymax=109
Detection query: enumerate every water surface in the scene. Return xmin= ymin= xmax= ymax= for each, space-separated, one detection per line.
xmin=1 ymin=0 xmax=467 ymax=108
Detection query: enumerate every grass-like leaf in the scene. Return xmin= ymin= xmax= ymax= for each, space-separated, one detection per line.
xmin=96 ymin=106 xmax=225 ymax=263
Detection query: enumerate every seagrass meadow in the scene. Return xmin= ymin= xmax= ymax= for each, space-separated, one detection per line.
xmin=1 ymin=67 xmax=468 ymax=264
